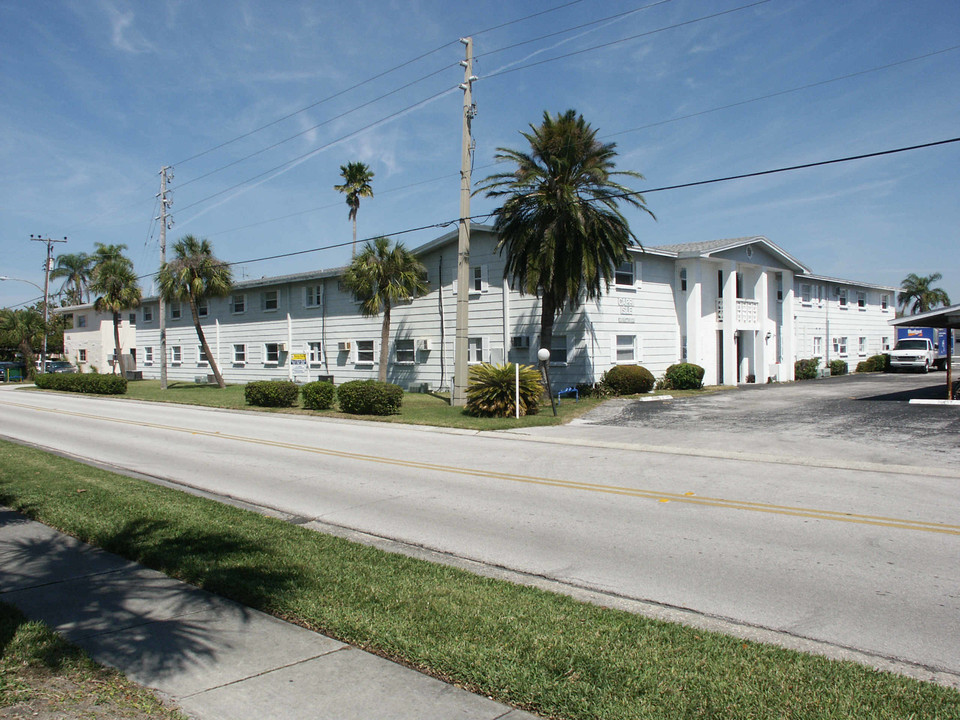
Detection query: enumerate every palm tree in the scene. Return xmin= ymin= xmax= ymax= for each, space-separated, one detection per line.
xmin=334 ymin=162 xmax=375 ymax=257
xmin=898 ymin=273 xmax=951 ymax=314
xmin=157 ymin=235 xmax=233 ymax=388
xmin=0 ymin=307 xmax=44 ymax=374
xmin=51 ymin=252 xmax=93 ymax=305
xmin=89 ymin=256 xmax=142 ymax=375
xmin=476 ymin=109 xmax=654 ymax=358
xmin=341 ymin=236 xmax=428 ymax=382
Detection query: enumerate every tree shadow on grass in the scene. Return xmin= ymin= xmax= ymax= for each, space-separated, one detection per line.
xmin=0 ymin=507 xmax=300 ymax=688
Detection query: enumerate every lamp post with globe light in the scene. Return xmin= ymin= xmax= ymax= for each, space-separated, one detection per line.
xmin=537 ymin=347 xmax=557 ymax=417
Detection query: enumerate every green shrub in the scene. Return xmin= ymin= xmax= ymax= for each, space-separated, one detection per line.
xmin=34 ymin=372 xmax=127 ymax=394
xmin=337 ymin=379 xmax=403 ymax=415
xmin=856 ymin=354 xmax=890 ymax=373
xmin=244 ymin=380 xmax=299 ymax=407
xmin=664 ymin=362 xmax=705 ymax=390
xmin=830 ymin=359 xmax=849 ymax=377
xmin=301 ymin=381 xmax=336 ymax=410
xmin=465 ymin=363 xmax=542 ymax=418
xmin=794 ymin=358 xmax=820 ymax=381
xmin=601 ymin=365 xmax=655 ymax=395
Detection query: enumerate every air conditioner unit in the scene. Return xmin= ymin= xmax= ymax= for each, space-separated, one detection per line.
xmin=337 ymin=341 xmax=352 ymax=352
xmin=418 ymin=338 xmax=433 ymax=351
xmin=278 ymin=342 xmax=288 ymax=352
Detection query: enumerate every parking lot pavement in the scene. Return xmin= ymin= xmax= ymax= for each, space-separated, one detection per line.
xmin=515 ymin=373 xmax=960 ymax=472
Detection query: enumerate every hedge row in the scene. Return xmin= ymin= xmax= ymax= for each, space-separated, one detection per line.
xmin=34 ymin=372 xmax=128 ymax=395
xmin=243 ymin=379 xmax=401 ymax=415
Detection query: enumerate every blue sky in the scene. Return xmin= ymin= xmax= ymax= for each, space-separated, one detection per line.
xmin=2 ymin=0 xmax=958 ymax=309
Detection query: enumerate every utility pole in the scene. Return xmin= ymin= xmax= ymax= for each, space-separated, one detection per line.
xmin=452 ymin=36 xmax=477 ymax=406
xmin=30 ymin=234 xmax=67 ymax=373
xmin=157 ymin=166 xmax=174 ymax=390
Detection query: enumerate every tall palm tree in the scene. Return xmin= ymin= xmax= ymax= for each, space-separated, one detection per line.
xmin=334 ymin=162 xmax=375 ymax=257
xmin=51 ymin=252 xmax=93 ymax=305
xmin=341 ymin=236 xmax=428 ymax=382
xmin=157 ymin=235 xmax=233 ymax=388
xmin=898 ymin=272 xmax=951 ymax=314
xmin=476 ymin=109 xmax=654 ymax=358
xmin=89 ymin=256 xmax=142 ymax=375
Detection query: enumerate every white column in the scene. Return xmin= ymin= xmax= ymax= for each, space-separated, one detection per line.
xmin=502 ymin=277 xmax=510 ymax=365
xmin=287 ymin=313 xmax=294 ymax=380
xmin=685 ymin=263 xmax=701 ymax=367
xmin=781 ymin=269 xmax=796 ymax=380
xmin=755 ymin=271 xmax=768 ymax=382
xmin=722 ymin=261 xmax=738 ymax=385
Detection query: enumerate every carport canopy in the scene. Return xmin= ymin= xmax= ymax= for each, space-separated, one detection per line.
xmin=890 ymin=304 xmax=960 ymax=399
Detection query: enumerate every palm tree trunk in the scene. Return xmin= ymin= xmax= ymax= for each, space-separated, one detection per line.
xmin=113 ymin=312 xmax=123 ymax=376
xmin=351 ymin=216 xmax=357 ymax=258
xmin=378 ymin=302 xmax=391 ymax=383
xmin=539 ymin=295 xmax=556 ymax=389
xmin=189 ymin=297 xmax=225 ymax=388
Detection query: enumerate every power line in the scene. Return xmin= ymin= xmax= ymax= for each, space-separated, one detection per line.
xmin=176 ymin=85 xmax=458 ymax=216
xmin=605 ymin=45 xmax=960 ymax=139
xmin=477 ymin=0 xmax=677 ymax=60
xmin=152 ymin=135 xmax=959 ymax=280
xmin=483 ymin=0 xmax=772 ymax=80
xmin=171 ymin=0 xmax=594 ymax=169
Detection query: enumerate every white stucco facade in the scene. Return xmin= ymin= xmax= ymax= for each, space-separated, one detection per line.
xmin=60 ymin=303 xmax=138 ymax=374
xmin=120 ymin=227 xmax=895 ymax=389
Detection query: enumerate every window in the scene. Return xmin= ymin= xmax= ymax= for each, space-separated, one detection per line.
xmin=128 ymin=313 xmax=137 ymax=325
xmin=263 ymin=290 xmax=278 ymax=311
xmin=395 ymin=339 xmax=415 ymax=364
xmin=510 ymin=335 xmax=530 ymax=359
xmin=881 ymin=294 xmax=889 ymax=311
xmin=143 ymin=306 xmax=153 ymax=322
xmin=144 ymin=347 xmax=153 ymax=365
xmin=833 ymin=336 xmax=848 ymax=356
xmin=616 ymin=334 xmax=636 ymax=363
xmin=231 ymin=294 xmax=246 ymax=314
xmin=882 ymin=337 xmax=891 ymax=351
xmin=356 ymin=340 xmax=374 ymax=365
xmin=550 ymin=334 xmax=568 ymax=364
xmin=170 ymin=302 xmax=182 ymax=320
xmin=800 ymin=283 xmax=812 ymax=304
xmin=813 ymin=336 xmax=823 ymax=356
xmin=857 ymin=291 xmax=866 ymax=309
xmin=171 ymin=346 xmax=182 ymax=364
xmin=467 ymin=337 xmax=483 ymax=364
xmin=305 ymin=285 xmax=322 ymax=308
xmin=233 ymin=344 xmax=246 ymax=364
xmin=78 ymin=349 xmax=87 ymax=363
xmin=308 ymin=342 xmax=323 ymax=365
xmin=77 ymin=315 xmax=87 ymax=328
xmin=615 ymin=261 xmax=635 ymax=288
xmin=263 ymin=343 xmax=280 ymax=365
xmin=859 ymin=336 xmax=867 ymax=355
xmin=472 ymin=266 xmax=484 ymax=292
xmin=197 ymin=345 xmax=208 ymax=366
xmin=679 ymin=268 xmax=687 ymax=292
xmin=776 ymin=273 xmax=783 ymax=302
xmin=838 ymin=288 xmax=847 ymax=308
xmin=198 ymin=299 xmax=209 ymax=318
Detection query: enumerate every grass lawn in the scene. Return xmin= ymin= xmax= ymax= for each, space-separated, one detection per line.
xmin=1 ymin=440 xmax=957 ymax=719
xmin=81 ymin=379 xmax=610 ymax=430
xmin=0 ymin=601 xmax=185 ymax=718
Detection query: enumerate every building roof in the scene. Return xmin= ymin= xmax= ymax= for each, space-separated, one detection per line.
xmin=796 ymin=273 xmax=898 ymax=293
xmin=889 ymin=303 xmax=960 ymax=329
xmin=650 ymin=235 xmax=810 ymax=273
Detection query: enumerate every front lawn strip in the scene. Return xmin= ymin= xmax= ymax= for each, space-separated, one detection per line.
xmin=2 ymin=440 xmax=956 ymax=719
xmin=0 ymin=601 xmax=186 ymax=718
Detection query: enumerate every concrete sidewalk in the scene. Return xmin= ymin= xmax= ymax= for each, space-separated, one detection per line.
xmin=0 ymin=507 xmax=536 ymax=720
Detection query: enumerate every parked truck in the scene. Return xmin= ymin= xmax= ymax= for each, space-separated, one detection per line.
xmin=890 ymin=327 xmax=952 ymax=372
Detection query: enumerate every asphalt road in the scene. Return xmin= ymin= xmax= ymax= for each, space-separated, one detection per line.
xmin=1 ymin=375 xmax=958 ymax=685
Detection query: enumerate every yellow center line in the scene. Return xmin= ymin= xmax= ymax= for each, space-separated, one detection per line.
xmin=5 ymin=399 xmax=960 ymax=536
